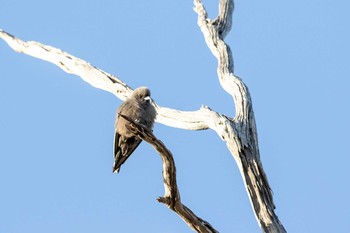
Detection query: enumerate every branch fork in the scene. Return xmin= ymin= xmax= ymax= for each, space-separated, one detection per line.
xmin=120 ymin=114 xmax=218 ymax=233
xmin=0 ymin=0 xmax=286 ymax=232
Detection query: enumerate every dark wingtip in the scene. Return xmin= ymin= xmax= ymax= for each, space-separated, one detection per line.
xmin=113 ymin=166 xmax=121 ymax=174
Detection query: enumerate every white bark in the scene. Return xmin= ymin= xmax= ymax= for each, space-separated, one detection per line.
xmin=194 ymin=1 xmax=286 ymax=232
xmin=0 ymin=0 xmax=286 ymax=232
xmin=0 ymin=29 xmax=217 ymax=131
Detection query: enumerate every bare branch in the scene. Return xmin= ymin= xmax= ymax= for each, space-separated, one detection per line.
xmin=0 ymin=29 xmax=132 ymax=100
xmin=1 ymin=1 xmax=287 ymax=230
xmin=0 ymin=29 xmax=223 ymax=133
xmin=120 ymin=114 xmax=218 ymax=233
xmin=194 ymin=0 xmax=286 ymax=232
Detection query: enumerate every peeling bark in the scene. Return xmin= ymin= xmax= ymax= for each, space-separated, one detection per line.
xmin=194 ymin=1 xmax=286 ymax=232
xmin=0 ymin=0 xmax=286 ymax=232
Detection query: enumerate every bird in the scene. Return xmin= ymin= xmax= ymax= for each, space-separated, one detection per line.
xmin=113 ymin=87 xmax=156 ymax=173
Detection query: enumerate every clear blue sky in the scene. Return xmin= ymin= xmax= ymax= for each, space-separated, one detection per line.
xmin=1 ymin=1 xmax=349 ymax=232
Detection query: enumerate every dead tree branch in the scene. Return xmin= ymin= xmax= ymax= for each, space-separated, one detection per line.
xmin=0 ymin=0 xmax=286 ymax=232
xmin=120 ymin=114 xmax=218 ymax=233
xmin=194 ymin=0 xmax=286 ymax=232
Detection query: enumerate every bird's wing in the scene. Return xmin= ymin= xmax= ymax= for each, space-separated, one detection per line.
xmin=113 ymin=129 xmax=142 ymax=173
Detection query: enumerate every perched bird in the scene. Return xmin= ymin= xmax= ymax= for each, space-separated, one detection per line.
xmin=113 ymin=87 xmax=156 ymax=173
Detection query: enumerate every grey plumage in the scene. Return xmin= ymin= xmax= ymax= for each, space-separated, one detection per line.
xmin=113 ymin=87 xmax=156 ymax=173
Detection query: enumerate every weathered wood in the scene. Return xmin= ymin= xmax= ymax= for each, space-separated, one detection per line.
xmin=120 ymin=114 xmax=218 ymax=233
xmin=194 ymin=0 xmax=286 ymax=232
xmin=0 ymin=29 xmax=220 ymax=131
xmin=0 ymin=0 xmax=286 ymax=231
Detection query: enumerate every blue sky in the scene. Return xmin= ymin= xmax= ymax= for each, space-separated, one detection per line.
xmin=1 ymin=1 xmax=349 ymax=232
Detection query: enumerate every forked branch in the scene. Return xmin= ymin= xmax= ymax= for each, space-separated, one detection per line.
xmin=0 ymin=0 xmax=287 ymax=232
xmin=194 ymin=0 xmax=286 ymax=232
xmin=120 ymin=114 xmax=218 ymax=233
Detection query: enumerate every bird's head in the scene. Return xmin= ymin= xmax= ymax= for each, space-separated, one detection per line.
xmin=131 ymin=86 xmax=152 ymax=104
